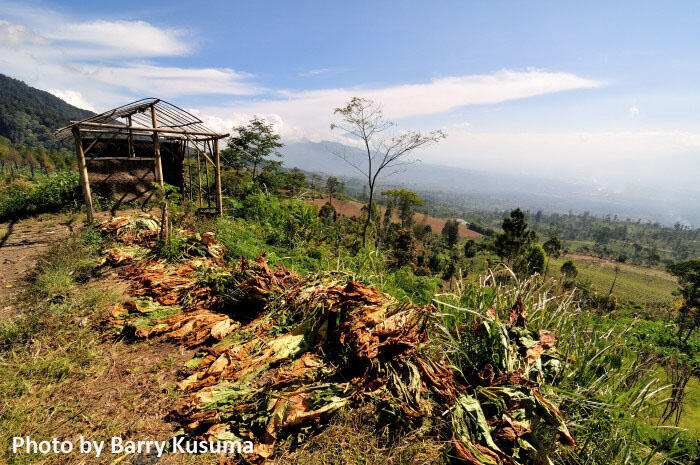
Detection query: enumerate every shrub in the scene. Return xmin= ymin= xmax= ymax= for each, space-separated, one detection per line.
xmin=0 ymin=170 xmax=80 ymax=221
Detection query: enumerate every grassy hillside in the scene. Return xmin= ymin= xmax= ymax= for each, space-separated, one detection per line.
xmin=549 ymin=254 xmax=679 ymax=305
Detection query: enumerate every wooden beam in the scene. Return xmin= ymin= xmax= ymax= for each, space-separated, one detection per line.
xmin=182 ymin=132 xmax=216 ymax=165
xmin=127 ymin=115 xmax=135 ymax=157
xmin=85 ymin=157 xmax=156 ymax=161
xmin=214 ymin=138 xmax=223 ymax=216
xmin=151 ymin=105 xmax=168 ymax=239
xmin=196 ymin=146 xmax=203 ymax=208
xmin=77 ymin=127 xmax=182 ymax=137
xmin=71 ymin=127 xmax=94 ymax=223
xmin=204 ymin=145 xmax=211 ymax=209
xmin=72 ymin=121 xmax=228 ymax=138
xmin=186 ymin=141 xmax=193 ymax=201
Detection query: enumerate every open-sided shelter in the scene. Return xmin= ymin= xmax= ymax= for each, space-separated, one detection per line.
xmin=55 ymin=98 xmax=228 ymax=221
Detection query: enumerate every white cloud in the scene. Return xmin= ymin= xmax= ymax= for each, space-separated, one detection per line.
xmin=299 ymin=68 xmax=333 ymax=77
xmin=72 ymin=63 xmax=259 ymax=97
xmin=451 ymin=121 xmax=471 ymax=128
xmin=0 ymin=5 xmax=257 ymax=111
xmin=0 ymin=19 xmax=47 ymax=46
xmin=276 ymin=69 xmax=601 ymax=119
xmin=201 ymin=69 xmax=602 ymax=141
xmin=47 ymin=20 xmax=189 ymax=57
xmin=47 ymin=89 xmax=95 ymax=111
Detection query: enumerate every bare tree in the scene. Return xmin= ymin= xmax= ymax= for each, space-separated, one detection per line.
xmin=330 ymin=97 xmax=445 ymax=247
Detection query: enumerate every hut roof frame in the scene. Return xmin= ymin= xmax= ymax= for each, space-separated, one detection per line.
xmin=54 ymin=97 xmax=226 ymax=222
xmin=54 ymin=97 xmax=229 ymax=141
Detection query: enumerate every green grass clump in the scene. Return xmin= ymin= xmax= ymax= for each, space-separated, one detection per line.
xmin=433 ymin=268 xmax=699 ymax=464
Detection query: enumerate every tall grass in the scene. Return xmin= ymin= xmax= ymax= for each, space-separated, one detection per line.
xmin=432 ymin=267 xmax=697 ymax=465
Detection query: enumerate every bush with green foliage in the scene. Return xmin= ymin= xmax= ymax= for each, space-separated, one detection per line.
xmin=525 ymin=243 xmax=547 ymax=275
xmin=0 ymin=169 xmax=80 ymax=221
xmin=561 ymin=260 xmax=578 ymax=279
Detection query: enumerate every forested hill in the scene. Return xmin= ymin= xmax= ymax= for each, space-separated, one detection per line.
xmin=0 ymin=73 xmax=94 ymax=150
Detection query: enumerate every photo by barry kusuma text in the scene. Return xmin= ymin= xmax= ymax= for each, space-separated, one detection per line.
xmin=12 ymin=436 xmax=255 ymax=458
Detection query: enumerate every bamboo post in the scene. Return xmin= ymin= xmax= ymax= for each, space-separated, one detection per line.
xmin=71 ymin=126 xmax=94 ymax=223
xmin=151 ymin=105 xmax=168 ymax=239
xmin=127 ymin=115 xmax=135 ymax=157
xmin=204 ymin=148 xmax=211 ymax=209
xmin=213 ymin=138 xmax=223 ymax=216
xmin=186 ymin=141 xmax=193 ymax=201
xmin=196 ymin=148 xmax=203 ymax=207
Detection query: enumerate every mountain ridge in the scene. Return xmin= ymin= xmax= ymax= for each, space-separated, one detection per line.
xmin=0 ymin=73 xmax=94 ymax=150
xmin=281 ymin=139 xmax=700 ymax=226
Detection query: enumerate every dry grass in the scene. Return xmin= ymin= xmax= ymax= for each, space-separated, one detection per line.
xmin=272 ymin=406 xmax=447 ymax=465
xmin=0 ymin=234 xmax=206 ymax=465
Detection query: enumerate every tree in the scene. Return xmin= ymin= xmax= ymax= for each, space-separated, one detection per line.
xmin=561 ymin=260 xmax=578 ymax=279
xmin=382 ymin=198 xmax=394 ymax=233
xmin=463 ymin=239 xmax=477 ymax=259
xmin=223 ymin=117 xmax=283 ymax=181
xmin=326 ymin=176 xmax=341 ymax=206
xmin=542 ymin=236 xmax=562 ymax=259
xmin=330 ymin=97 xmax=445 ymax=246
xmin=608 ymin=265 xmax=621 ymax=297
xmin=284 ymin=168 xmax=306 ymax=194
xmin=526 ymin=244 xmax=547 ymax=275
xmin=318 ymin=202 xmax=336 ymax=223
xmin=442 ymin=219 xmax=459 ymax=249
xmin=542 ymin=236 xmax=562 ymax=275
xmin=493 ymin=208 xmax=538 ymax=267
xmin=667 ymin=260 xmax=700 ymax=343
xmin=382 ymin=189 xmax=423 ymax=228
xmin=647 ymin=245 xmax=661 ymax=266
xmin=390 ymin=229 xmax=417 ymax=269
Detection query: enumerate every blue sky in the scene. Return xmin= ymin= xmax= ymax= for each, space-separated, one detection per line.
xmin=1 ymin=0 xmax=700 ymax=188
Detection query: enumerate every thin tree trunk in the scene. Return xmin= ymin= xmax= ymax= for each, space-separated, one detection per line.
xmin=362 ymin=184 xmax=374 ymax=248
xmin=608 ymin=268 xmax=619 ymax=297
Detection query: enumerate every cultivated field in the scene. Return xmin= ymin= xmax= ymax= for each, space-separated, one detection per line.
xmin=549 ymin=254 xmax=679 ymax=304
xmin=310 ymin=197 xmax=482 ymax=239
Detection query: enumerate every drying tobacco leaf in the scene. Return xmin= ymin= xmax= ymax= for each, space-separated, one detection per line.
xmin=96 ymin=215 xmax=575 ymax=464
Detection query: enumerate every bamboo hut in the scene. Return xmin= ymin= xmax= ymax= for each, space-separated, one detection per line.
xmin=54 ymin=98 xmax=228 ymax=222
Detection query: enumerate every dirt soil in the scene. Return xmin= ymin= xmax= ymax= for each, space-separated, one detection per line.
xmin=0 ymin=209 xmax=146 ymax=312
xmin=310 ymin=197 xmax=482 ymax=239
xmin=0 ymin=210 xmax=204 ymax=465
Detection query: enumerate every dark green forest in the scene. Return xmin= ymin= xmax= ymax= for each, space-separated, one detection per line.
xmin=0 ymin=73 xmax=93 ymax=150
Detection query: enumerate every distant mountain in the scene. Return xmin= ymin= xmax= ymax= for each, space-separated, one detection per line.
xmin=281 ymin=139 xmax=700 ymax=226
xmin=0 ymin=73 xmax=94 ymax=150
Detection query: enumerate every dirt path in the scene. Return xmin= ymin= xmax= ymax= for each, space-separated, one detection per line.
xmin=0 ymin=209 xmax=147 ymax=309
xmin=0 ymin=214 xmax=77 ymax=305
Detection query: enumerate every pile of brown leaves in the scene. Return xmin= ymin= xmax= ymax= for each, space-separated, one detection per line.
xmin=97 ymin=216 xmax=574 ymax=464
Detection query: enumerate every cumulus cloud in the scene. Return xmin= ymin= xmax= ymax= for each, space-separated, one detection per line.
xmin=0 ymin=3 xmax=258 ymax=111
